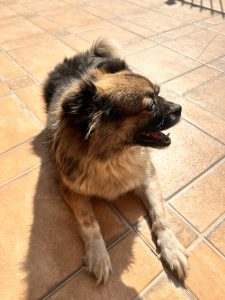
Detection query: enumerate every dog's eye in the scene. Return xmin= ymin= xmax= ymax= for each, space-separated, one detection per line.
xmin=148 ymin=93 xmax=155 ymax=99
xmin=143 ymin=103 xmax=156 ymax=111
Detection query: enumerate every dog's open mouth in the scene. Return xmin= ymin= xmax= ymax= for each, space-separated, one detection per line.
xmin=138 ymin=130 xmax=171 ymax=148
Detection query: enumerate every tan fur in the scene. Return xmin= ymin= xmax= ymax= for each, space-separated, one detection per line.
xmin=62 ymin=146 xmax=150 ymax=200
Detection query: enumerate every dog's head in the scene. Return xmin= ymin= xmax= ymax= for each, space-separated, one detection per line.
xmin=61 ymin=59 xmax=181 ymax=157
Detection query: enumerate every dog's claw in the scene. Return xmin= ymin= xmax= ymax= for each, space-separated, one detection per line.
xmin=84 ymin=240 xmax=112 ymax=284
xmin=158 ymin=229 xmax=189 ymax=280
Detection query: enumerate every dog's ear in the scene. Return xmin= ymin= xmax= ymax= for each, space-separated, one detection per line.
xmin=62 ymin=80 xmax=97 ymax=115
xmin=97 ymin=58 xmax=128 ymax=74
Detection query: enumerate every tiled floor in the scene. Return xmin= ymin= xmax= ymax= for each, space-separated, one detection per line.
xmin=0 ymin=0 xmax=225 ymax=299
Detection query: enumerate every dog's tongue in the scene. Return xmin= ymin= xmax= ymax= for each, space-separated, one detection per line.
xmin=151 ymin=132 xmax=164 ymax=139
xmin=148 ymin=131 xmax=171 ymax=145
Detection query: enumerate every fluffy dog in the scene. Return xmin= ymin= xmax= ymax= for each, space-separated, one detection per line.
xmin=43 ymin=39 xmax=188 ymax=284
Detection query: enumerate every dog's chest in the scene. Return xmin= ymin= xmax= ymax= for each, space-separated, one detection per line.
xmin=63 ymin=147 xmax=150 ymax=200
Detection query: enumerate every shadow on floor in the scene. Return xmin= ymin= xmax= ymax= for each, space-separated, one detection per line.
xmin=23 ymin=130 xmax=138 ymax=299
xmin=176 ymin=0 xmax=225 ymax=16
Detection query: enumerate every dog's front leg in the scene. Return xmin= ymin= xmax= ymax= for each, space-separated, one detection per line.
xmin=135 ymin=173 xmax=188 ymax=279
xmin=61 ymin=184 xmax=112 ymax=284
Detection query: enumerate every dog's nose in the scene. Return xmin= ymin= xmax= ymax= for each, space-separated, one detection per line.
xmin=173 ymin=104 xmax=182 ymax=116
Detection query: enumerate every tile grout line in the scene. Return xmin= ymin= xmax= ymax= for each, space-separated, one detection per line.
xmin=168 ymin=203 xmax=225 ymax=252
xmin=0 ymin=159 xmax=50 ymax=189
xmin=40 ymin=267 xmax=83 ymax=300
xmin=134 ymin=272 xmax=165 ymax=300
xmin=204 ymin=236 xmax=225 ymax=261
xmin=41 ymin=229 xmax=132 ymax=300
xmin=169 ymin=205 xmax=225 ymax=261
xmin=166 ymin=154 xmax=225 ymax=202
xmin=0 ymin=137 xmax=35 ymax=157
xmin=132 ymin=217 xmax=198 ymax=297
xmin=164 ymin=67 xmax=223 ymax=93
xmin=182 ymin=117 xmax=225 ymax=146
xmin=13 ymin=91 xmax=45 ymax=127
xmin=183 ymin=96 xmax=225 ymax=122
xmin=135 ymin=270 xmax=197 ymax=300
xmin=5 ymin=50 xmax=40 ymax=85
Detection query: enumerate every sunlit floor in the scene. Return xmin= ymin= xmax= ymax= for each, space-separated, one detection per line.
xmin=0 ymin=0 xmax=225 ymax=299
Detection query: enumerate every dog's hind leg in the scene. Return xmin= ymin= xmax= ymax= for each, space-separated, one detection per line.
xmin=61 ymin=184 xmax=112 ymax=284
xmin=135 ymin=170 xmax=188 ymax=280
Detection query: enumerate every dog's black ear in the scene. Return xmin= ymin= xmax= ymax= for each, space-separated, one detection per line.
xmin=97 ymin=58 xmax=128 ymax=74
xmin=62 ymin=80 xmax=97 ymax=115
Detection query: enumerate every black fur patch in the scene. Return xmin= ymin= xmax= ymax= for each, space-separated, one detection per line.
xmin=62 ymin=80 xmax=96 ymax=116
xmin=97 ymin=58 xmax=128 ymax=74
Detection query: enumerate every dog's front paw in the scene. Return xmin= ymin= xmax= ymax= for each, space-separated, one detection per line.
xmin=84 ymin=238 xmax=112 ymax=284
xmin=158 ymin=229 xmax=189 ymax=279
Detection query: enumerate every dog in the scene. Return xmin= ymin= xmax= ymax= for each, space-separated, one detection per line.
xmin=43 ymin=39 xmax=188 ymax=284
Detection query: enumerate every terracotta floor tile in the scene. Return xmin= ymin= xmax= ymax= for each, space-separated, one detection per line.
xmin=123 ymin=39 xmax=156 ymax=55
xmin=93 ymin=199 xmax=128 ymax=245
xmin=142 ymin=275 xmax=190 ymax=300
xmin=120 ymin=0 xmax=158 ymax=9
xmin=209 ymin=57 xmax=225 ymax=72
xmin=150 ymin=34 xmax=171 ymax=45
xmin=159 ymin=85 xmax=179 ymax=102
xmin=163 ymin=40 xmax=217 ymax=64
xmin=46 ymin=8 xmax=106 ymax=32
xmin=7 ymin=3 xmax=31 ymax=16
xmin=0 ymin=80 xmax=10 ymax=96
xmin=113 ymin=19 xmax=155 ymax=38
xmin=163 ymin=65 xmax=221 ymax=95
xmin=0 ymin=5 xmax=16 ymax=20
xmin=9 ymin=40 xmax=75 ymax=77
xmin=0 ymin=17 xmax=43 ymax=43
xmin=51 ymin=233 xmax=162 ymax=300
xmin=1 ymin=32 xmax=55 ymax=51
xmin=131 ymin=11 xmax=184 ymax=33
xmin=177 ymin=97 xmax=225 ymax=143
xmin=0 ymin=161 xmax=127 ymax=299
xmin=171 ymin=160 xmax=225 ymax=232
xmin=114 ymin=193 xmax=147 ymax=225
xmin=0 ymin=164 xmax=82 ymax=300
xmin=22 ymin=0 xmax=66 ymax=13
xmin=177 ymin=29 xmax=225 ymax=57
xmin=151 ymin=119 xmax=225 ymax=199
xmin=0 ymin=138 xmax=48 ymax=185
xmin=185 ymin=75 xmax=225 ymax=119
xmin=0 ymin=52 xmax=26 ymax=80
xmin=28 ymin=15 xmax=62 ymax=33
xmin=16 ymin=85 xmax=47 ymax=124
xmin=88 ymin=0 xmax=147 ymax=20
xmin=79 ymin=24 xmax=142 ymax=46
xmin=0 ymin=94 xmax=42 ymax=153
xmin=209 ymin=24 xmax=225 ymax=35
xmin=200 ymin=14 xmax=225 ymax=25
xmin=207 ymin=219 xmax=225 ymax=256
xmin=59 ymin=35 xmax=90 ymax=52
xmin=127 ymin=45 xmax=200 ymax=83
xmin=32 ymin=69 xmax=50 ymax=83
xmin=162 ymin=24 xmax=202 ymax=40
xmin=0 ymin=15 xmax=24 ymax=27
xmin=9 ymin=75 xmax=35 ymax=91
xmin=187 ymin=242 xmax=225 ymax=299
xmin=136 ymin=206 xmax=197 ymax=252
xmin=83 ymin=5 xmax=119 ymax=21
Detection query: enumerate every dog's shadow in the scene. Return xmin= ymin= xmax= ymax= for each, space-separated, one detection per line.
xmin=23 ymin=129 xmax=140 ymax=299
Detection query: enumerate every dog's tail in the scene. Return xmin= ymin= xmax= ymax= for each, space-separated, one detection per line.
xmin=90 ymin=38 xmax=122 ymax=59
